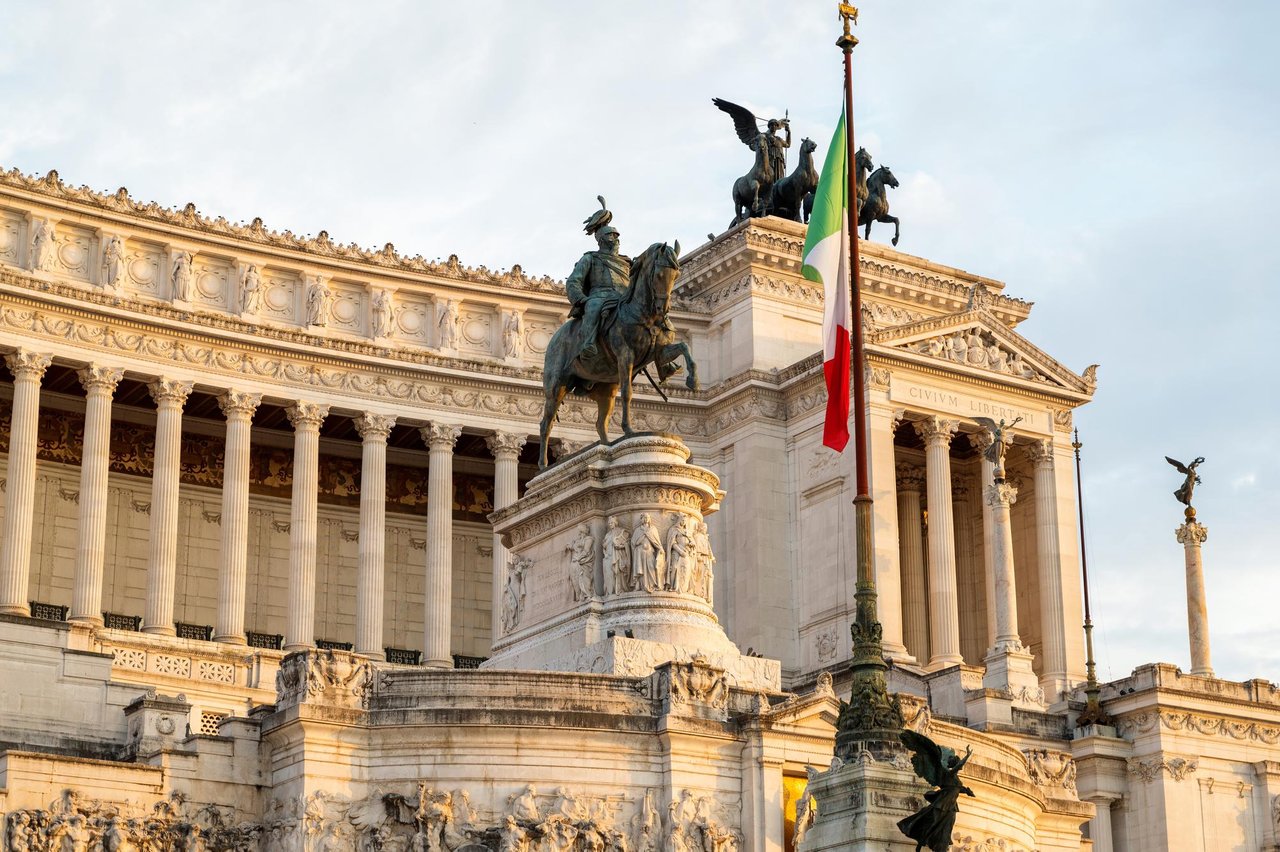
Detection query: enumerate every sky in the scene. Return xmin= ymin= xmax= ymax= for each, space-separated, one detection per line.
xmin=1 ymin=1 xmax=1277 ymax=683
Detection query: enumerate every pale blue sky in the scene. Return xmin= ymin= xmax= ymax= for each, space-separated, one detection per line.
xmin=2 ymin=1 xmax=1276 ymax=682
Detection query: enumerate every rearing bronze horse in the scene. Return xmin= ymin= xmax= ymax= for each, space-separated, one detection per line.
xmin=538 ymin=241 xmax=697 ymax=468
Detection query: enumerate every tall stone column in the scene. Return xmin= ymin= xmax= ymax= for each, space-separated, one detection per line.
xmin=982 ymin=473 xmax=1042 ymax=705
xmin=142 ymin=378 xmax=193 ymax=634
xmin=951 ymin=475 xmax=981 ymax=664
xmin=284 ymin=401 xmax=329 ymax=651
xmin=895 ymin=464 xmax=928 ymax=665
xmin=868 ymin=405 xmax=908 ymax=661
xmin=1028 ymin=439 xmax=1069 ymax=696
xmin=213 ymin=391 xmax=261 ymax=644
xmin=0 ymin=351 xmax=53 ymax=615
xmin=422 ymin=422 xmax=461 ymax=667
xmin=1176 ymin=519 xmax=1212 ymax=677
xmin=913 ymin=416 xmax=962 ymax=668
xmin=486 ymin=431 xmax=525 ymax=646
xmin=354 ymin=412 xmax=396 ymax=659
xmin=69 ymin=365 xmax=124 ymax=625
xmin=971 ymin=430 xmax=997 ymax=648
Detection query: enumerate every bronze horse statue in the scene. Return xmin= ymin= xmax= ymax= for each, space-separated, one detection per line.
xmin=804 ymin=146 xmax=873 ymax=224
xmin=729 ymin=138 xmax=776 ymax=226
xmin=770 ymin=137 xmax=818 ymax=222
xmin=861 ymin=164 xmax=900 ymax=246
xmin=538 ymin=241 xmax=697 ymax=468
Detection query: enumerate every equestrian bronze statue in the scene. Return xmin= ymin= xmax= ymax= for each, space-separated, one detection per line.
xmin=538 ymin=199 xmax=697 ymax=469
xmin=861 ymin=163 xmax=901 ymax=246
xmin=713 ymin=97 xmax=790 ymax=224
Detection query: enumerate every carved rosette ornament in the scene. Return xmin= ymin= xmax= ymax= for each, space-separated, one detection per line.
xmin=353 ymin=412 xmax=396 ymax=441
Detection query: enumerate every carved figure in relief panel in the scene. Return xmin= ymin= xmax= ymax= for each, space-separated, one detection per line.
xmin=497 ymin=816 xmax=528 ymax=852
xmin=171 ymin=250 xmax=193 ymax=301
xmin=630 ymin=789 xmax=662 ymax=852
xmin=372 ymin=289 xmax=395 ymax=338
xmin=101 ymin=235 xmax=124 ymax=289
xmin=693 ymin=520 xmax=714 ymax=604
xmin=502 ymin=556 xmax=530 ymax=634
xmin=566 ymin=523 xmax=597 ymax=602
xmin=631 ymin=513 xmax=665 ymax=592
xmin=306 ymin=275 xmax=332 ymax=326
xmin=437 ymin=299 xmax=459 ymax=349
xmin=29 ymin=217 xmax=57 ymax=271
xmin=665 ymin=513 xmax=695 ymax=594
xmin=507 ymin=784 xmax=541 ymax=824
xmin=240 ymin=264 xmax=262 ymax=314
xmin=603 ymin=517 xmax=631 ymax=595
xmin=502 ymin=308 xmax=524 ymax=359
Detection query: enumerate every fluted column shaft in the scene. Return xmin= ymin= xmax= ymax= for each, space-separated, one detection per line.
xmin=143 ymin=378 xmax=193 ymax=634
xmin=986 ymin=480 xmax=1023 ymax=653
xmin=972 ymin=431 xmax=998 ymax=647
xmin=284 ymin=401 xmax=329 ymax=651
xmin=914 ymin=417 xmax=962 ymax=668
xmin=895 ymin=465 xmax=928 ymax=664
xmin=1029 ymin=439 xmax=1068 ymax=692
xmin=423 ymin=423 xmax=461 ymax=667
xmin=486 ymin=432 xmax=524 ymax=647
xmin=214 ymin=391 xmax=261 ymax=643
xmin=0 ymin=351 xmax=52 ymax=615
xmin=70 ymin=365 xmax=123 ymax=625
xmin=1177 ymin=520 xmax=1212 ymax=677
xmin=869 ymin=405 xmax=908 ymax=660
xmin=355 ymin=413 xmax=396 ymax=659
xmin=952 ymin=476 xmax=980 ymax=664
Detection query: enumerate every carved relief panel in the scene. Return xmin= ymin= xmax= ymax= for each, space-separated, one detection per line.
xmin=524 ymin=311 xmax=562 ymax=357
xmin=52 ymin=223 xmax=94 ymax=282
xmin=121 ymin=238 xmax=165 ymax=297
xmin=326 ymin=279 xmax=368 ymax=335
xmin=457 ymin=304 xmax=494 ymax=355
xmin=0 ymin=208 xmax=25 ymax=267
xmin=260 ymin=266 xmax=301 ymax=324
xmin=393 ymin=291 xmax=433 ymax=346
xmin=190 ymin=254 xmax=234 ymax=311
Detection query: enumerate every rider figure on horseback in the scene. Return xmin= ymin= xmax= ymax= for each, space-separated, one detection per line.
xmin=568 ymin=197 xmax=630 ymax=361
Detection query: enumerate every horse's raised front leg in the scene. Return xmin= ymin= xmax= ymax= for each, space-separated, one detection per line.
xmin=538 ymin=384 xmax=569 ymax=469
xmin=658 ymin=342 xmax=698 ymax=391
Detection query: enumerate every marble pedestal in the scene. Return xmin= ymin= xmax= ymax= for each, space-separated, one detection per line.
xmin=483 ymin=434 xmax=780 ymax=690
xmin=798 ymin=755 xmax=920 ymax=852
xmin=982 ymin=646 xmax=1045 ymax=710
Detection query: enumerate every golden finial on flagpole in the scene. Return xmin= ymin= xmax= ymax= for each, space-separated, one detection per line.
xmin=838 ymin=3 xmax=859 ymax=50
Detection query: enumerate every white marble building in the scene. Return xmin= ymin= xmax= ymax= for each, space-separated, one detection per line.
xmin=0 ymin=168 xmax=1275 ymax=851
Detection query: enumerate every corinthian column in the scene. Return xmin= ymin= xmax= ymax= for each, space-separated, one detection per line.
xmin=0 ymin=351 xmax=53 ymax=615
xmin=985 ymin=479 xmax=1022 ymax=654
xmin=142 ymin=378 xmax=193 ymax=634
xmin=952 ymin=475 xmax=981 ymax=664
xmin=284 ymin=401 xmax=329 ymax=651
xmin=486 ymin=431 xmax=525 ymax=646
xmin=69 ymin=365 xmax=123 ymax=625
xmin=914 ymin=416 xmax=962 ymax=668
xmin=1028 ymin=439 xmax=1068 ymax=695
xmin=354 ymin=412 xmax=396 ymax=659
xmin=869 ymin=405 xmax=908 ymax=661
xmin=213 ymin=390 xmax=261 ymax=644
xmin=1176 ymin=519 xmax=1212 ymax=677
xmin=971 ymin=431 xmax=997 ymax=648
xmin=895 ymin=463 xmax=927 ymax=664
xmin=422 ymin=422 xmax=461 ymax=667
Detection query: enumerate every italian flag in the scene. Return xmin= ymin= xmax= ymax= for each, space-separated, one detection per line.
xmin=802 ymin=108 xmax=853 ymax=452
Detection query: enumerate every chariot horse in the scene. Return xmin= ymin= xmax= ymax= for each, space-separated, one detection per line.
xmin=538 ymin=241 xmax=697 ymax=468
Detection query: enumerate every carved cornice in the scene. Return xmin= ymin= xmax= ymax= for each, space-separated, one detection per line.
xmin=1116 ymin=709 xmax=1280 ymax=744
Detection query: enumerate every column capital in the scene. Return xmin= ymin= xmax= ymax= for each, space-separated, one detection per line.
xmin=421 ymin=422 xmax=462 ymax=450
xmin=77 ymin=364 xmax=124 ymax=394
xmin=1025 ymin=437 xmax=1055 ymax=468
xmin=889 ymin=407 xmax=908 ymax=432
xmin=286 ymin=400 xmax=330 ymax=429
xmin=895 ymin=462 xmax=925 ymax=492
xmin=969 ymin=428 xmax=994 ymax=453
xmin=1176 ymin=521 xmax=1208 ymax=545
xmin=913 ymin=416 xmax=958 ymax=447
xmin=217 ymin=390 xmax=262 ymax=419
xmin=486 ymin=431 xmax=526 ymax=459
xmin=354 ymin=412 xmax=397 ymax=441
xmin=5 ymin=350 xmax=53 ymax=380
xmin=985 ymin=481 xmax=1019 ymax=507
xmin=148 ymin=378 xmax=193 ymax=407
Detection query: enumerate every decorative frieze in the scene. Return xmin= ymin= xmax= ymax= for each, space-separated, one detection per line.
xmin=1127 ymin=755 xmax=1198 ymax=783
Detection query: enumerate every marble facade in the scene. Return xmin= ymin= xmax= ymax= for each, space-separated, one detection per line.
xmin=0 ymin=168 xmax=1275 ymax=851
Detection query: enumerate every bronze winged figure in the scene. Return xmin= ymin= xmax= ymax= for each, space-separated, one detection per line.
xmin=971 ymin=416 xmax=1022 ymax=482
xmin=898 ymin=730 xmax=975 ymax=852
xmin=1165 ymin=456 xmax=1205 ymax=508
xmin=713 ymin=97 xmax=789 ymax=224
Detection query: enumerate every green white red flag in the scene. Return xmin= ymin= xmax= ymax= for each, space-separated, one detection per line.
xmin=801 ymin=108 xmax=852 ymax=451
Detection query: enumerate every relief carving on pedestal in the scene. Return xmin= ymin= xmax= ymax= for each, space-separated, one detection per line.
xmin=275 ymin=648 xmax=372 ymax=711
xmin=501 ymin=555 xmax=531 ymax=635
xmin=1022 ymin=748 xmax=1077 ymax=794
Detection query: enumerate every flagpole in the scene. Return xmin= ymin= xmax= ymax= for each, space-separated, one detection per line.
xmin=833 ymin=2 xmax=902 ymax=759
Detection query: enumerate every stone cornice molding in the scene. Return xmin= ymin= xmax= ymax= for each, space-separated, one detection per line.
xmin=285 ymin=401 xmax=329 ymax=430
xmin=216 ymin=390 xmax=262 ymax=419
xmin=486 ymin=431 xmax=526 ymax=459
xmin=147 ymin=378 xmax=193 ymax=407
xmin=4 ymin=349 xmax=52 ymax=380
xmin=1116 ymin=708 xmax=1280 ymax=745
xmin=353 ymin=412 xmax=397 ymax=441
xmin=77 ymin=364 xmax=124 ymax=394
xmin=422 ymin=422 xmax=462 ymax=450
